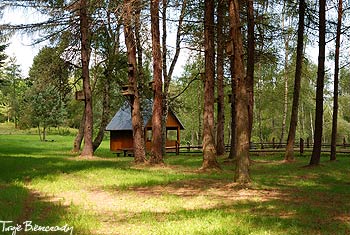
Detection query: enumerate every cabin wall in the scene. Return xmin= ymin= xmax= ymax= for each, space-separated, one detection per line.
xmin=109 ymin=111 xmax=183 ymax=153
xmin=110 ymin=130 xmax=133 ymax=151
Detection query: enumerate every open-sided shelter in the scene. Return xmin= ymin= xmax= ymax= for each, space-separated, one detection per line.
xmin=106 ymin=101 xmax=184 ymax=155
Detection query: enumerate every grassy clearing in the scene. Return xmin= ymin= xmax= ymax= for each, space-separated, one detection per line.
xmin=0 ymin=128 xmax=350 ymax=234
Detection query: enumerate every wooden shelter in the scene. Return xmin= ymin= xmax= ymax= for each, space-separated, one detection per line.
xmin=106 ymin=101 xmax=184 ymax=155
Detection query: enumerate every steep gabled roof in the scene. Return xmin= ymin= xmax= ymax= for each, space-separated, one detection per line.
xmin=106 ymin=101 xmax=152 ymax=131
xmin=106 ymin=100 xmax=184 ymax=131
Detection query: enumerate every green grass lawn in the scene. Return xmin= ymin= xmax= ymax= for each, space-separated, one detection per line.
xmin=0 ymin=125 xmax=349 ymax=234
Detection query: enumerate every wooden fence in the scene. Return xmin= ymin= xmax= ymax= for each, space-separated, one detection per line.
xmin=168 ymin=137 xmax=350 ymax=155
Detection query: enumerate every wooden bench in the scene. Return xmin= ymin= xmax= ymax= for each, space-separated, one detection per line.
xmin=114 ymin=148 xmax=134 ymax=157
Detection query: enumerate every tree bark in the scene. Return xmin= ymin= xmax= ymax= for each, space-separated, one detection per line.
xmin=201 ymin=0 xmax=220 ymax=170
xmin=330 ymin=0 xmax=342 ymax=161
xmin=123 ymin=0 xmax=146 ymax=164
xmin=284 ymin=0 xmax=305 ymax=162
xmin=229 ymin=0 xmax=251 ymax=184
xmin=79 ymin=0 xmax=94 ymax=158
xmin=149 ymin=0 xmax=164 ymax=165
xmin=310 ymin=0 xmax=326 ymax=166
xmin=216 ymin=0 xmax=226 ymax=156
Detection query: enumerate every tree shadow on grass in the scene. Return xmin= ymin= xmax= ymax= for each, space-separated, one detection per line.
xmin=0 ymin=182 xmax=96 ymax=235
xmin=102 ymin=162 xmax=350 ymax=235
xmin=0 ymin=156 xmax=131 ymax=183
xmin=112 ymin=185 xmax=350 ymax=235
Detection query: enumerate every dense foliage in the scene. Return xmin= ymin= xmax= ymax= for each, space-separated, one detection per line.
xmin=0 ymin=0 xmax=350 ymax=147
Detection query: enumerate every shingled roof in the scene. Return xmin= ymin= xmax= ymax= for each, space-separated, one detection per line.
xmin=106 ymin=100 xmax=184 ymax=131
xmin=106 ymin=101 xmax=152 ymax=131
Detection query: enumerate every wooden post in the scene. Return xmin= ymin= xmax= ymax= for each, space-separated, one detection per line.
xmin=176 ymin=141 xmax=179 ymax=155
xmin=272 ymin=137 xmax=275 ymax=148
xmin=343 ymin=136 xmax=346 ymax=147
xmin=300 ymin=138 xmax=304 ymax=155
xmin=307 ymin=137 xmax=310 ymax=148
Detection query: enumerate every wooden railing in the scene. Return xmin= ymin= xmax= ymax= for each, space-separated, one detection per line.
xmin=171 ymin=137 xmax=350 ymax=155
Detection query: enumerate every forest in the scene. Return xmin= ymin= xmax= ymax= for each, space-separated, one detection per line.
xmin=0 ymin=0 xmax=350 ymax=184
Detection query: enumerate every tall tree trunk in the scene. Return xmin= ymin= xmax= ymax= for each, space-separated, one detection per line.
xmin=123 ymin=0 xmax=146 ymax=164
xmin=150 ymin=0 xmax=164 ymax=165
xmin=73 ymin=110 xmax=85 ymax=153
xmin=79 ymin=0 xmax=94 ymax=158
xmin=331 ymin=0 xmax=342 ymax=161
xmin=216 ymin=0 xmax=226 ymax=156
xmin=284 ymin=0 xmax=305 ymax=162
xmin=310 ymin=0 xmax=326 ymax=166
xmin=201 ymin=0 xmax=220 ymax=170
xmin=229 ymin=0 xmax=251 ymax=184
xmin=246 ymin=0 xmax=255 ymax=144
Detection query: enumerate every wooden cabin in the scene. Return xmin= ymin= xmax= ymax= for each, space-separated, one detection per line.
xmin=106 ymin=101 xmax=184 ymax=155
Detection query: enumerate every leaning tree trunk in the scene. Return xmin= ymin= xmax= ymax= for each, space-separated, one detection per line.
xmin=79 ymin=0 xmax=94 ymax=158
xmin=229 ymin=0 xmax=251 ymax=184
xmin=201 ymin=0 xmax=220 ymax=170
xmin=310 ymin=0 xmax=326 ymax=166
xmin=284 ymin=0 xmax=305 ymax=162
xmin=216 ymin=0 xmax=226 ymax=156
xmin=330 ymin=0 xmax=342 ymax=161
xmin=123 ymin=0 xmax=146 ymax=164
